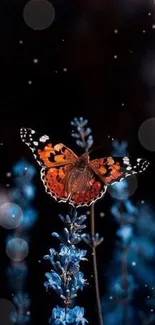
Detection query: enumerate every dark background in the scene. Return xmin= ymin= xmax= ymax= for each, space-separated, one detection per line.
xmin=0 ymin=0 xmax=155 ymax=324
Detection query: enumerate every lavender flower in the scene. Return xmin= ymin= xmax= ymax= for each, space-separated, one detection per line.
xmin=8 ymin=160 xmax=37 ymax=325
xmin=71 ymin=117 xmax=93 ymax=151
xmin=11 ymin=292 xmax=31 ymax=324
xmin=50 ymin=306 xmax=88 ymax=325
xmin=111 ymin=140 xmax=128 ymax=157
xmin=44 ymin=210 xmax=88 ymax=323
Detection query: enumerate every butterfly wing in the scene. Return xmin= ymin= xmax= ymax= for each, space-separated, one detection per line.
xmin=20 ymin=128 xmax=78 ymax=204
xmin=89 ymin=156 xmax=150 ymax=185
xmin=20 ymin=128 xmax=78 ymax=167
xmin=41 ymin=164 xmax=107 ymax=207
xmin=69 ymin=172 xmax=107 ymax=207
xmin=41 ymin=165 xmax=73 ymax=203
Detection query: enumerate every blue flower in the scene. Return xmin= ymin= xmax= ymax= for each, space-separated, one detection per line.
xmin=117 ymin=225 xmax=133 ymax=244
xmin=45 ymin=272 xmax=63 ymax=294
xmin=23 ymin=184 xmax=36 ymax=200
xmin=74 ymin=272 xmax=87 ymax=290
xmin=44 ymin=211 xmax=88 ymax=321
xmin=13 ymin=160 xmax=36 ymax=178
xmin=82 ymin=233 xmax=104 ymax=248
xmin=110 ymin=275 xmax=137 ymax=299
xmin=13 ymin=292 xmax=30 ymax=309
xmin=50 ymin=306 xmax=88 ymax=325
xmin=72 ymin=306 xmax=88 ymax=325
xmin=22 ymin=208 xmax=37 ymax=229
xmin=71 ymin=117 xmax=93 ymax=150
xmin=50 ymin=306 xmax=66 ymax=325
xmin=112 ymin=140 xmax=128 ymax=157
xmin=44 ymin=248 xmax=56 ymax=266
xmin=59 ymin=245 xmax=87 ymax=265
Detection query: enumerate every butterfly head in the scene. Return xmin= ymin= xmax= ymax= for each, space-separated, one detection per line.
xmin=76 ymin=153 xmax=89 ymax=171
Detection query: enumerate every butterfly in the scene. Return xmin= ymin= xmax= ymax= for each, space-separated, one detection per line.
xmin=20 ymin=128 xmax=150 ymax=208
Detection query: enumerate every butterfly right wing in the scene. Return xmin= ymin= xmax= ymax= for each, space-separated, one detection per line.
xmin=89 ymin=156 xmax=150 ymax=186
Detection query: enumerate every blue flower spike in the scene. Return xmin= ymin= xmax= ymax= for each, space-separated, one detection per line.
xmin=44 ymin=210 xmax=88 ymax=324
xmin=82 ymin=233 xmax=104 ymax=248
xmin=71 ymin=117 xmax=94 ymax=151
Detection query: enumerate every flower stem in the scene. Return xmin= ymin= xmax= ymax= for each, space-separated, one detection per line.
xmin=121 ymin=204 xmax=128 ymax=325
xmin=91 ymin=203 xmax=104 ymax=325
xmin=121 ymin=245 xmax=128 ymax=325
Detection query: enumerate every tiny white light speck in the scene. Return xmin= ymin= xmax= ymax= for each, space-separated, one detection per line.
xmin=121 ymin=103 xmax=124 ymax=106
xmin=28 ymin=80 xmax=32 ymax=85
xmin=33 ymin=58 xmax=38 ymax=64
xmin=63 ymin=68 xmax=67 ymax=72
xmin=147 ymin=296 xmax=150 ymax=299
xmin=109 ymin=296 xmax=113 ymax=300
xmin=27 ymin=311 xmax=31 ymax=315
xmin=132 ymin=261 xmax=136 ymax=266
xmin=143 ymin=30 xmax=146 ymax=33
xmin=19 ymin=40 xmax=23 ymax=44
xmin=55 ymin=70 xmax=58 ymax=73
xmin=152 ymin=25 xmax=155 ymax=29
xmin=145 ymin=284 xmax=147 ymax=287
xmin=141 ymin=200 xmax=144 ymax=204
xmin=114 ymin=29 xmax=118 ymax=34
xmin=151 ymin=309 xmax=154 ymax=312
xmin=114 ymin=55 xmax=118 ymax=59
xmin=148 ymin=13 xmax=151 ymax=16
xmin=25 ymin=167 xmax=28 ymax=171
xmin=6 ymin=172 xmax=11 ymax=177
xmin=62 ymin=39 xmax=65 ymax=42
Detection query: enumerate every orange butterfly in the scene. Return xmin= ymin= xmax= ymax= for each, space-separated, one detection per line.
xmin=20 ymin=128 xmax=149 ymax=207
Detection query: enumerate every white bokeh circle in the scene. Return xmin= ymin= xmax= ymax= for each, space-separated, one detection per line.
xmin=23 ymin=0 xmax=55 ymax=30
xmin=0 ymin=203 xmax=23 ymax=229
xmin=6 ymin=238 xmax=29 ymax=262
xmin=0 ymin=299 xmax=17 ymax=325
xmin=138 ymin=118 xmax=155 ymax=151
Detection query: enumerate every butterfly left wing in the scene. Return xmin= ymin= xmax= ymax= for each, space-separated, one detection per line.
xmin=20 ymin=128 xmax=78 ymax=167
xmin=89 ymin=156 xmax=150 ymax=186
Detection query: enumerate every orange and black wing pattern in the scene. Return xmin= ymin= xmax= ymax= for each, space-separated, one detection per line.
xmin=89 ymin=156 xmax=150 ymax=185
xmin=20 ymin=128 xmax=78 ymax=204
xmin=20 ymin=128 xmax=77 ymax=167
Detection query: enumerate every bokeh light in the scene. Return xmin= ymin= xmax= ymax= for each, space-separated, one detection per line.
xmin=6 ymin=238 xmax=29 ymax=262
xmin=0 ymin=299 xmax=17 ymax=325
xmin=108 ymin=175 xmax=138 ymax=200
xmin=0 ymin=203 xmax=23 ymax=229
xmin=138 ymin=118 xmax=155 ymax=151
xmin=23 ymin=0 xmax=55 ymax=30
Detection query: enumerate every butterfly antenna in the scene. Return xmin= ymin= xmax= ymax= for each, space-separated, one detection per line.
xmin=88 ymin=144 xmax=104 ymax=155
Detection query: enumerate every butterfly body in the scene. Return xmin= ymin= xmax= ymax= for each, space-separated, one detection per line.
xmin=20 ymin=128 xmax=150 ymax=207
